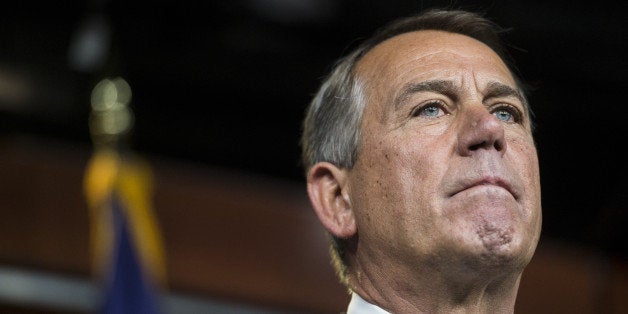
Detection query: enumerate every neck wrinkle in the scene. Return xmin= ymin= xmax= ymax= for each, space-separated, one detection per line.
xmin=347 ymin=254 xmax=523 ymax=313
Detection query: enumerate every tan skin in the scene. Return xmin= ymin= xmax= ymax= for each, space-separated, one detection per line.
xmin=307 ymin=30 xmax=542 ymax=313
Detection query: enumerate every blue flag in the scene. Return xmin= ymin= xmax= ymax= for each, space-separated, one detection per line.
xmin=101 ymin=193 xmax=160 ymax=314
xmin=84 ymin=149 xmax=167 ymax=314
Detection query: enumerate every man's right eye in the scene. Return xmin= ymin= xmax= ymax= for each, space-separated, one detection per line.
xmin=411 ymin=101 xmax=447 ymax=118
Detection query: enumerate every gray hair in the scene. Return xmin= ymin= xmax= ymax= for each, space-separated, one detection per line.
xmin=301 ymin=51 xmax=366 ymax=172
xmin=300 ymin=8 xmax=530 ymax=285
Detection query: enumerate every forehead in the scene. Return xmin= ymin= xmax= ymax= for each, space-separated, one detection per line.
xmin=354 ymin=30 xmax=515 ymax=89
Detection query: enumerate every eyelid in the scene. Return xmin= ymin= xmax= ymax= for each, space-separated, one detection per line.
xmin=410 ymin=99 xmax=449 ymax=117
xmin=489 ymin=102 xmax=524 ymax=123
xmin=486 ymin=95 xmax=525 ymax=110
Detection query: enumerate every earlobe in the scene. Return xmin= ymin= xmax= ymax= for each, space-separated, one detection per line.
xmin=307 ymin=162 xmax=356 ymax=238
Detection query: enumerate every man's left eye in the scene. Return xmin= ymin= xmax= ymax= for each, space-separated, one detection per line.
xmin=492 ymin=106 xmax=521 ymax=123
xmin=422 ymin=105 xmax=442 ymax=117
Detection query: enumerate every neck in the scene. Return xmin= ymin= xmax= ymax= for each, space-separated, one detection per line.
xmin=348 ymin=256 xmax=524 ymax=314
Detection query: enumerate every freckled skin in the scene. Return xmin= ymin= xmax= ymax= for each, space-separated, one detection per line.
xmin=344 ymin=30 xmax=542 ymax=312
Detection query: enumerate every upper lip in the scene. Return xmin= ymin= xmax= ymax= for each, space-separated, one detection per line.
xmin=449 ymin=176 xmax=519 ymax=200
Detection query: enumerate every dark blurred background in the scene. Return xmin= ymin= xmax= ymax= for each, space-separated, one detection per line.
xmin=1 ymin=0 xmax=627 ymax=313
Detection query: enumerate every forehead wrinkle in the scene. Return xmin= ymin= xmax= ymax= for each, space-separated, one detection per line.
xmin=355 ymin=30 xmax=523 ymax=123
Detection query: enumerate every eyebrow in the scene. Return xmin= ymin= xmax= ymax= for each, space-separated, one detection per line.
xmin=484 ymin=81 xmax=528 ymax=108
xmin=394 ymin=80 xmax=458 ymax=109
xmin=393 ymin=79 xmax=527 ymax=109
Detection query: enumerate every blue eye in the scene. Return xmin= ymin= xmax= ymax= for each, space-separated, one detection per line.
xmin=412 ymin=101 xmax=446 ymax=118
xmin=493 ymin=109 xmax=513 ymax=122
xmin=492 ymin=105 xmax=522 ymax=123
xmin=422 ymin=105 xmax=441 ymax=117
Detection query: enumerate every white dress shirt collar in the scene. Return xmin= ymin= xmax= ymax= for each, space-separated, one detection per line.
xmin=346 ymin=292 xmax=390 ymax=314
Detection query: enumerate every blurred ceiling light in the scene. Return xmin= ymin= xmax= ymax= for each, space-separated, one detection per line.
xmin=89 ymin=77 xmax=133 ymax=146
xmin=68 ymin=14 xmax=111 ymax=73
xmin=246 ymin=0 xmax=337 ymax=24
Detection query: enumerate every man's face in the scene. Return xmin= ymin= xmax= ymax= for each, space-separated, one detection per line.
xmin=347 ymin=30 xmax=542 ymax=274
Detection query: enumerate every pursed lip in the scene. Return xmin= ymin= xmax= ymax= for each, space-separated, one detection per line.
xmin=448 ymin=176 xmax=519 ymax=201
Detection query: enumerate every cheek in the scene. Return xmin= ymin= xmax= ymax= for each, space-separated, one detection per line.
xmin=351 ymin=142 xmax=406 ymax=210
xmin=355 ymin=137 xmax=446 ymax=225
xmin=506 ymin=136 xmax=542 ymax=237
xmin=508 ymin=137 xmax=541 ymax=195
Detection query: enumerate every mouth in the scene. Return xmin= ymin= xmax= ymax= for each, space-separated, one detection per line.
xmin=449 ymin=176 xmax=519 ymax=201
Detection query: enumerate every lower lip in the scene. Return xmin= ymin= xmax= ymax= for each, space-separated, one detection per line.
xmin=455 ymin=184 xmax=513 ymax=199
xmin=446 ymin=184 xmax=519 ymax=215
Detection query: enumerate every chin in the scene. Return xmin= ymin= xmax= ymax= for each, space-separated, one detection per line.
xmin=474 ymin=227 xmax=535 ymax=270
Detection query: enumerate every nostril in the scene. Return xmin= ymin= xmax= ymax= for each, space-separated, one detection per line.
xmin=469 ymin=141 xmax=487 ymax=151
xmin=468 ymin=139 xmax=504 ymax=152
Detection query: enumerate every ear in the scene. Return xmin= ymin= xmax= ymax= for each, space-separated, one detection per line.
xmin=306 ymin=162 xmax=356 ymax=238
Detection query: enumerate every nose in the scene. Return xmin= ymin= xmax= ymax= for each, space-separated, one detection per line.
xmin=456 ymin=106 xmax=506 ymax=157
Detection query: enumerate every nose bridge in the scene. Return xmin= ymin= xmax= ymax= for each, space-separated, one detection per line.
xmin=456 ymin=103 xmax=506 ymax=156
